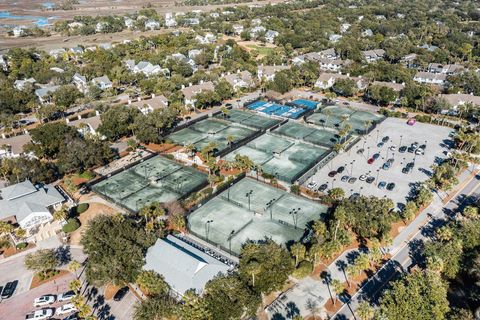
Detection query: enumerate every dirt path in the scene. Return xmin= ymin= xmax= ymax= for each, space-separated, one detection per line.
xmin=69 ymin=202 xmax=117 ymax=245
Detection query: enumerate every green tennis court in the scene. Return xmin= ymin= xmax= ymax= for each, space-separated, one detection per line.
xmin=93 ymin=156 xmax=208 ymax=212
xmin=273 ymin=121 xmax=341 ymax=148
xmin=187 ymin=178 xmax=328 ymax=255
xmin=215 ymin=109 xmax=281 ymax=130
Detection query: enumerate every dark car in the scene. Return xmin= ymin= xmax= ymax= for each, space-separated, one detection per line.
xmin=348 ymin=177 xmax=357 ymax=184
xmin=387 ymin=158 xmax=394 ymax=164
xmin=382 ymin=136 xmax=390 ymax=143
xmin=407 ymin=146 xmax=415 ymax=153
xmin=420 ymin=144 xmax=427 ymax=150
xmin=387 ymin=183 xmax=396 ymax=191
xmin=399 ymin=146 xmax=407 ymax=153
xmin=1 ymin=280 xmax=18 ymax=299
xmin=341 ymin=175 xmax=349 ymax=182
xmin=406 ymin=162 xmax=415 ymax=168
xmin=336 ymin=166 xmax=345 ymax=174
xmin=318 ymin=184 xmax=328 ymax=192
xmin=378 ymin=181 xmax=387 ymax=189
xmin=377 ymin=142 xmax=384 ymax=148
xmin=328 ymin=171 xmax=337 ymax=177
xmin=382 ymin=162 xmax=391 ymax=170
xmin=372 ymin=153 xmax=380 ymax=160
xmin=402 ymin=166 xmax=412 ymax=174
xmin=113 ymin=287 xmax=129 ymax=302
xmin=357 ymin=148 xmax=364 ymax=154
xmin=366 ymin=176 xmax=375 ymax=184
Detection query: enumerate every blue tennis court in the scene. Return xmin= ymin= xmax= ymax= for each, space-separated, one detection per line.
xmin=291 ymin=99 xmax=319 ymax=110
xmin=247 ymin=100 xmax=268 ymax=110
xmin=272 ymin=106 xmax=292 ymax=116
xmin=284 ymin=108 xmax=306 ymax=119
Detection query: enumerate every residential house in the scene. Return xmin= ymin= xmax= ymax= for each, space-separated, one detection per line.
xmin=72 ymin=73 xmax=88 ymax=93
xmin=91 ymin=76 xmax=112 ymax=90
xmin=67 ymin=21 xmax=84 ymax=30
xmin=224 ymin=71 xmax=255 ymax=90
xmin=188 ymin=49 xmax=202 ymax=59
xmin=371 ymin=81 xmax=405 ymax=92
xmin=124 ymin=17 xmax=135 ymax=29
xmin=329 ymin=34 xmax=342 ymax=43
xmin=69 ymin=47 xmax=84 ymax=55
xmin=232 ymin=24 xmax=244 ymax=35
xmin=143 ymin=235 xmax=231 ymax=297
xmin=67 ymin=114 xmax=102 ymax=137
xmin=128 ymin=94 xmax=169 ymax=115
xmin=0 ymin=180 xmax=66 ymax=231
xmin=145 ymin=19 xmax=160 ymax=30
xmin=413 ymin=71 xmax=447 ymax=86
xmin=439 ymin=93 xmax=480 ymax=112
xmin=195 ymin=33 xmax=215 ymax=44
xmin=12 ymin=26 xmax=26 ymax=37
xmin=250 ymin=26 xmax=266 ymax=39
xmin=14 ymin=78 xmax=36 ymax=91
xmin=35 ymin=85 xmax=60 ymax=104
xmin=362 ymin=49 xmax=386 ymax=63
xmin=125 ymin=60 xmax=169 ymax=77
xmin=319 ymin=58 xmax=351 ymax=72
xmin=427 ymin=63 xmax=465 ymax=75
xmin=292 ymin=49 xmax=338 ymax=66
xmin=401 ymin=53 xmax=418 ymax=69
xmin=49 ymin=48 xmax=66 ymax=59
xmin=314 ymin=73 xmax=367 ymax=90
xmin=169 ymin=53 xmax=197 ymax=73
xmin=362 ymin=29 xmax=373 ymax=37
xmin=95 ymin=22 xmax=108 ymax=33
xmin=165 ymin=13 xmax=177 ymax=27
xmin=340 ymin=23 xmax=351 ymax=33
xmin=50 ymin=67 xmax=65 ymax=73
xmin=257 ymin=65 xmax=289 ymax=82
xmin=265 ymin=30 xmax=279 ymax=43
xmin=181 ymin=81 xmax=215 ymax=107
xmin=0 ymin=54 xmax=7 ymax=71
xmin=0 ymin=134 xmax=32 ymax=159
xmin=209 ymin=12 xmax=220 ymax=18
xmin=419 ymin=44 xmax=439 ymax=52
xmin=251 ymin=18 xmax=262 ymax=26
xmin=184 ymin=18 xmax=200 ymax=26
xmin=99 ymin=43 xmax=112 ymax=50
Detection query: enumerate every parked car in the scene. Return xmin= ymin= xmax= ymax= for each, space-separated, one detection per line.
xmin=337 ymin=166 xmax=345 ymax=173
xmin=2 ymin=280 xmax=18 ymax=299
xmin=350 ymin=193 xmax=360 ymax=200
xmin=382 ymin=136 xmax=390 ymax=143
xmin=415 ymin=149 xmax=424 ymax=155
xmin=348 ymin=177 xmax=357 ymax=184
xmin=407 ymin=146 xmax=415 ymax=153
xmin=25 ymin=309 xmax=54 ymax=320
xmin=366 ymin=176 xmax=375 ymax=184
xmin=387 ymin=158 xmax=394 ymax=164
xmin=318 ymin=184 xmax=328 ymax=192
xmin=113 ymin=287 xmax=129 ymax=302
xmin=367 ymin=158 xmax=374 ymax=164
xmin=56 ymin=303 xmax=78 ymax=316
xmin=328 ymin=171 xmax=337 ymax=177
xmin=390 ymin=146 xmax=396 ymax=151
xmin=412 ymin=142 xmax=419 ymax=148
xmin=420 ymin=144 xmax=427 ymax=150
xmin=377 ymin=142 xmax=384 ymax=148
xmin=58 ymin=291 xmax=75 ymax=303
xmin=402 ymin=166 xmax=412 ymax=174
xmin=307 ymin=181 xmax=318 ymax=189
xmin=372 ymin=153 xmax=380 ymax=160
xmin=387 ymin=183 xmax=396 ymax=191
xmin=382 ymin=162 xmax=391 ymax=170
xmin=357 ymin=148 xmax=364 ymax=154
xmin=359 ymin=174 xmax=367 ymax=181
xmin=407 ymin=118 xmax=416 ymax=126
xmin=378 ymin=181 xmax=387 ymax=189
xmin=33 ymin=295 xmax=56 ymax=308
xmin=341 ymin=175 xmax=349 ymax=182
xmin=399 ymin=146 xmax=407 ymax=153
xmin=63 ymin=313 xmax=79 ymax=320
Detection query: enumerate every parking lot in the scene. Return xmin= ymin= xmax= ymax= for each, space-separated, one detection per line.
xmin=303 ymin=118 xmax=454 ymax=208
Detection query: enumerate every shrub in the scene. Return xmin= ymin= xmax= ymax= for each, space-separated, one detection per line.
xmin=62 ymin=218 xmax=81 ymax=233
xmin=164 ymin=154 xmax=174 ymax=160
xmin=16 ymin=242 xmax=27 ymax=250
xmin=76 ymin=203 xmax=89 ymax=215
xmin=292 ymin=260 xmax=313 ymax=279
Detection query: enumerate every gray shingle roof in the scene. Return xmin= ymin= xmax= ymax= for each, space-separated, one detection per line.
xmin=144 ymin=235 xmax=230 ymax=296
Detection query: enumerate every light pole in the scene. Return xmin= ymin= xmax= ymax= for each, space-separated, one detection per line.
xmin=228 ymin=230 xmax=235 ymax=254
xmin=289 ymin=207 xmax=302 ymax=229
xmin=376 ymin=129 xmax=379 ymax=143
xmin=367 ymin=147 xmax=371 ymax=159
xmin=205 ymin=220 xmax=213 ymax=241
xmin=350 ymin=160 xmax=355 ymax=176
xmin=246 ymin=190 xmax=253 ymax=211
xmin=266 ymin=198 xmax=276 ymax=220
xmin=227 ymin=183 xmax=233 ymax=200
xmin=376 ymin=169 xmax=380 ymax=182
xmin=332 ymin=178 xmax=336 ymax=188
xmin=399 ymin=135 xmax=403 ymax=148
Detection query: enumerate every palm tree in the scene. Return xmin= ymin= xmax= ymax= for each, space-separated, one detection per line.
xmin=363 ymin=120 xmax=372 ymax=135
xmin=226 ymin=135 xmax=235 ymax=149
xmin=331 ymin=279 xmax=344 ymax=306
xmin=68 ymin=260 xmax=82 ymax=278
xmin=185 ymin=143 xmax=195 ymax=159
xmin=220 ymin=106 xmax=229 ymax=119
xmin=356 ymin=301 xmax=375 ymax=320
xmin=245 ymin=261 xmax=261 ymax=287
xmin=69 ymin=279 xmax=82 ymax=293
xmin=291 ymin=243 xmax=306 ymax=267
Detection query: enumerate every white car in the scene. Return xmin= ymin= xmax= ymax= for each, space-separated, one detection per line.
xmin=58 ymin=291 xmax=75 ymax=302
xmin=25 ymin=308 xmax=54 ymax=320
xmin=415 ymin=148 xmax=424 ymax=155
xmin=307 ymin=181 xmax=317 ymax=189
xmin=359 ymin=174 xmax=367 ymax=181
xmin=390 ymin=145 xmax=396 ymax=151
xmin=56 ymin=304 xmax=78 ymax=316
xmin=33 ymin=295 xmax=56 ymax=307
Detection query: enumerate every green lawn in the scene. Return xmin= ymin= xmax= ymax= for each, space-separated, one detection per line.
xmin=246 ymin=45 xmax=275 ymax=56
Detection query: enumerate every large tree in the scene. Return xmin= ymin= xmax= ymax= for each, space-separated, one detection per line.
xmin=81 ymin=215 xmax=155 ymax=286
xmin=98 ymin=106 xmax=140 ymax=141
xmin=379 ymin=270 xmax=449 ymax=320
xmin=24 ymin=249 xmax=59 ymax=277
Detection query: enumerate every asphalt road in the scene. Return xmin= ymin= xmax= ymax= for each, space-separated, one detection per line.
xmin=333 ymin=174 xmax=480 ymax=319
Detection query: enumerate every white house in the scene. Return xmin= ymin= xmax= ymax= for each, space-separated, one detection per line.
xmin=0 ymin=54 xmax=7 ymax=71
xmin=124 ymin=17 xmax=135 ymax=29
xmin=0 ymin=134 xmax=32 ymax=159
xmin=257 ymin=65 xmax=289 ymax=81
xmin=168 ymin=53 xmax=197 ymax=73
xmin=265 ymin=30 xmax=279 ymax=43
xmin=35 ymin=85 xmax=60 ymax=104
xmin=67 ymin=114 xmax=102 ymax=137
xmin=362 ymin=29 xmax=373 ymax=37
xmin=413 ymin=72 xmax=447 ymax=86
xmin=181 ymin=81 xmax=215 ymax=107
xmin=91 ymin=75 xmax=112 ymax=90
xmin=72 ymin=73 xmax=88 ymax=94
xmin=68 ymin=21 xmax=84 ymax=30
xmin=188 ymin=49 xmax=203 ymax=59
xmin=224 ymin=71 xmax=255 ymax=90
xmin=195 ymin=33 xmax=216 ymax=44
xmin=128 ymin=94 xmax=169 ymax=115
xmin=12 ymin=26 xmax=26 ymax=37
xmin=319 ymin=58 xmax=351 ymax=72
xmin=233 ymin=24 xmax=244 ymax=35
xmin=95 ymin=22 xmax=108 ymax=32
xmin=125 ymin=60 xmax=169 ymax=77
xmin=329 ymin=34 xmax=342 ymax=43
xmin=49 ymin=48 xmax=66 ymax=59
xmin=0 ymin=180 xmax=66 ymax=232
xmin=314 ymin=73 xmax=367 ymax=90
xmin=145 ymin=19 xmax=161 ymax=30
xmin=250 ymin=26 xmax=266 ymax=38
xmin=362 ymin=49 xmax=386 ymax=63
xmin=427 ymin=63 xmax=465 ymax=75
xmin=340 ymin=23 xmax=351 ymax=33
xmin=14 ymin=78 xmax=36 ymax=91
